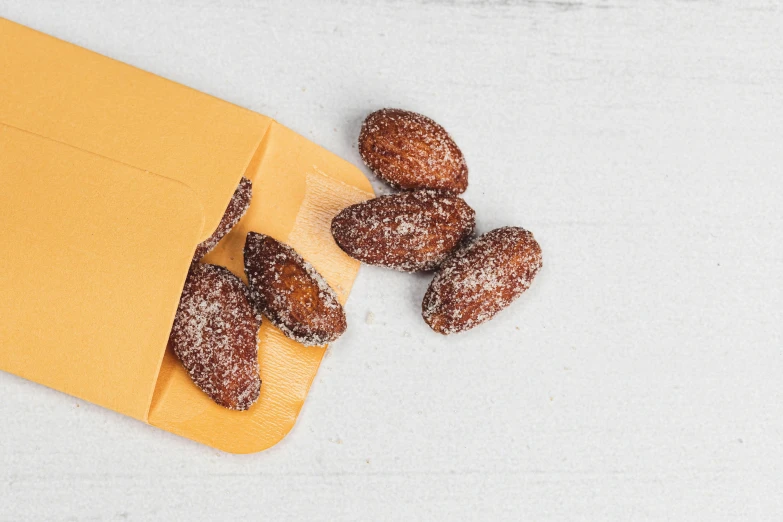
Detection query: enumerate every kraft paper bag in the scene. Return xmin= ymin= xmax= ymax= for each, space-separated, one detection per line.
xmin=0 ymin=18 xmax=373 ymax=453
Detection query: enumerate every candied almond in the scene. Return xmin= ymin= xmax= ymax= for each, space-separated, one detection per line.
xmin=331 ymin=190 xmax=475 ymax=272
xmin=422 ymin=227 xmax=542 ymax=334
xmin=168 ymin=263 xmax=261 ymax=410
xmin=193 ymin=177 xmax=252 ymax=263
xmin=244 ymin=232 xmax=346 ymax=346
xmin=359 ymin=109 xmax=468 ymax=194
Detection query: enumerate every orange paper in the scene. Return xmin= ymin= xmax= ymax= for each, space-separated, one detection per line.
xmin=0 ymin=18 xmax=373 ymax=453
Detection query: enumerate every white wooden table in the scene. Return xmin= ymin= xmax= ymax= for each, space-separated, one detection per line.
xmin=1 ymin=1 xmax=781 ymax=520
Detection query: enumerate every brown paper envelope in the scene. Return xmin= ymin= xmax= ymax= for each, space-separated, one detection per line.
xmin=0 ymin=18 xmax=374 ymax=453
xmin=0 ymin=123 xmax=204 ymax=421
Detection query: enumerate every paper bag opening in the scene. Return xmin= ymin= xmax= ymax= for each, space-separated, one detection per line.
xmin=148 ymin=122 xmax=374 ymax=453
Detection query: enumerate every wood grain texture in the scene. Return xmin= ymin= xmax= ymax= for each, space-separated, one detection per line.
xmin=1 ymin=0 xmax=781 ymax=520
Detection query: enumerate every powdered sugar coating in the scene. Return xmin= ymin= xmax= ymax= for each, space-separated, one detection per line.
xmin=422 ymin=227 xmax=542 ymax=335
xmin=168 ymin=263 xmax=262 ymax=410
xmin=359 ymin=109 xmax=468 ymax=194
xmin=244 ymin=232 xmax=346 ymax=346
xmin=192 ymin=177 xmax=253 ymax=263
xmin=331 ymin=190 xmax=475 ymax=272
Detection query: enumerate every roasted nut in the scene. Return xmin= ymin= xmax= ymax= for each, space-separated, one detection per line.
xmin=168 ymin=263 xmax=262 ymax=410
xmin=244 ymin=232 xmax=347 ymax=346
xmin=422 ymin=227 xmax=542 ymax=334
xmin=359 ymin=109 xmax=468 ymax=194
xmin=331 ymin=190 xmax=475 ymax=272
xmin=193 ymin=177 xmax=252 ymax=263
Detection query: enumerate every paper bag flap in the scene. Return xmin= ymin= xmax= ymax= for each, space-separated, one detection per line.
xmin=0 ymin=17 xmax=270 ymax=240
xmin=0 ymin=124 xmax=204 ymax=420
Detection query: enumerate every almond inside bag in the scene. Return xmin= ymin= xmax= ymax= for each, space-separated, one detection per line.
xmin=148 ymin=123 xmax=373 ymax=453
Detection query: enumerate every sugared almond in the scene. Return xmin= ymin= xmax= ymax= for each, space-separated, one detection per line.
xmin=422 ymin=227 xmax=542 ymax=334
xmin=331 ymin=190 xmax=475 ymax=272
xmin=244 ymin=232 xmax=347 ymax=346
xmin=359 ymin=109 xmax=468 ymax=194
xmin=192 ymin=176 xmax=252 ymax=263
xmin=168 ymin=263 xmax=262 ymax=410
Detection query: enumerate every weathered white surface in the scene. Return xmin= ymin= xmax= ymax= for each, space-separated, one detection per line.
xmin=1 ymin=1 xmax=781 ymax=520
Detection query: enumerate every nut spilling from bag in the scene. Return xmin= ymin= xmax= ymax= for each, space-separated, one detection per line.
xmin=168 ymin=107 xmax=542 ymax=410
xmin=335 ymin=108 xmax=542 ymax=335
xmin=359 ymin=109 xmax=468 ymax=194
xmin=422 ymin=227 xmax=542 ymax=334
xmin=167 ymin=178 xmax=344 ymax=409
xmin=331 ymin=190 xmax=475 ymax=272
xmin=192 ymin=176 xmax=252 ymax=263
xmin=244 ymin=232 xmax=347 ymax=347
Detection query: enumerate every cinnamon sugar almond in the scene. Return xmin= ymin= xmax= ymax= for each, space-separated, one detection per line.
xmin=359 ymin=109 xmax=468 ymax=194
xmin=192 ymin=177 xmax=252 ymax=263
xmin=331 ymin=190 xmax=475 ymax=272
xmin=244 ymin=232 xmax=346 ymax=346
xmin=422 ymin=227 xmax=542 ymax=335
xmin=168 ymin=263 xmax=262 ymax=410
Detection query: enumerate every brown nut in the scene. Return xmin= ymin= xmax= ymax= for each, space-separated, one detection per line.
xmin=193 ymin=176 xmax=252 ymax=263
xmin=331 ymin=190 xmax=475 ymax=272
xmin=422 ymin=227 xmax=542 ymax=335
xmin=359 ymin=109 xmax=468 ymax=194
xmin=168 ymin=263 xmax=262 ymax=410
xmin=244 ymin=232 xmax=347 ymax=346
